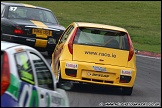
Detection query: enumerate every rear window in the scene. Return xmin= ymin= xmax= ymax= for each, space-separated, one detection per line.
xmin=8 ymin=6 xmax=58 ymax=24
xmin=74 ymin=27 xmax=129 ymax=50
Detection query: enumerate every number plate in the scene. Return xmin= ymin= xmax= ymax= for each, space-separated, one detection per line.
xmin=32 ymin=28 xmax=52 ymax=38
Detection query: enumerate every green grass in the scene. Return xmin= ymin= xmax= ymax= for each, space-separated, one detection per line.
xmin=5 ymin=1 xmax=161 ymax=53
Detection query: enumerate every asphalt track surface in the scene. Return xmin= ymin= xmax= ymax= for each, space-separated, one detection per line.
xmin=43 ymin=52 xmax=161 ymax=107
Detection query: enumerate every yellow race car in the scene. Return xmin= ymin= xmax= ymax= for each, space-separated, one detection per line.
xmin=51 ymin=22 xmax=138 ymax=95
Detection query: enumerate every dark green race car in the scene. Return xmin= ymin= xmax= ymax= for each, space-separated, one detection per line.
xmin=1 ymin=2 xmax=65 ymax=56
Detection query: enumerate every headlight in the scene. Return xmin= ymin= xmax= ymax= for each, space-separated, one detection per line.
xmin=48 ymin=38 xmax=56 ymax=44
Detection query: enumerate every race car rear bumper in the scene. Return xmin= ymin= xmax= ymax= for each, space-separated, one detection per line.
xmin=59 ymin=60 xmax=136 ymax=88
xmin=2 ymin=34 xmax=56 ymax=52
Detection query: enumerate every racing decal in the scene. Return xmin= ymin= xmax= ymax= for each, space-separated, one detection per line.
xmin=9 ymin=7 xmax=17 ymax=11
xmin=31 ymin=20 xmax=48 ymax=29
xmin=29 ymin=87 xmax=39 ymax=107
xmin=18 ymin=83 xmax=33 ymax=107
xmin=121 ymin=70 xmax=132 ymax=76
xmin=87 ymin=72 xmax=91 ymax=76
xmin=19 ymin=54 xmax=34 ymax=84
xmin=6 ymin=74 xmax=20 ymax=100
xmin=92 ymin=73 xmax=109 ymax=78
xmin=21 ymin=54 xmax=29 ymax=70
xmin=85 ymin=51 xmax=116 ymax=58
xmin=15 ymin=48 xmax=24 ymax=52
xmin=1 ymin=93 xmax=18 ymax=107
xmin=2 ymin=69 xmax=64 ymax=107
xmin=18 ymin=82 xmax=45 ymax=107
xmin=34 ymin=39 xmax=47 ymax=48
xmin=1 ymin=74 xmax=20 ymax=107
xmin=65 ymin=63 xmax=78 ymax=69
xmin=46 ymin=92 xmax=50 ymax=107
xmin=87 ymin=72 xmax=109 ymax=78
xmin=93 ymin=66 xmax=107 ymax=72
xmin=17 ymin=82 xmax=65 ymax=107
xmin=21 ymin=4 xmax=36 ymax=8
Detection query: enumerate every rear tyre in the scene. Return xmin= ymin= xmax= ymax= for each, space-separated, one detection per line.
xmin=121 ymin=86 xmax=133 ymax=95
xmin=57 ymin=64 xmax=73 ymax=90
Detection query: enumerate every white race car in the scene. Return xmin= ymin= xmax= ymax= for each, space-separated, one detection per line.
xmin=1 ymin=41 xmax=69 ymax=107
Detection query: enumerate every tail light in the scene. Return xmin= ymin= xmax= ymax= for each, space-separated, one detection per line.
xmin=13 ymin=26 xmax=24 ymax=34
xmin=127 ymin=33 xmax=134 ymax=61
xmin=68 ymin=28 xmax=78 ymax=54
xmin=1 ymin=52 xmax=10 ymax=95
xmin=14 ymin=29 xmax=24 ymax=34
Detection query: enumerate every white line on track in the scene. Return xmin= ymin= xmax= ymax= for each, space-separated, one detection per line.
xmin=136 ymin=54 xmax=161 ymax=60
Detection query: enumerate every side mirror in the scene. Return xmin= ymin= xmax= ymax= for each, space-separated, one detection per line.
xmin=134 ymin=49 xmax=138 ymax=54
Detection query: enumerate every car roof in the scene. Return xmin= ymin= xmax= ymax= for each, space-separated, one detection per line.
xmin=75 ymin=22 xmax=128 ymax=33
xmin=1 ymin=41 xmax=22 ymax=51
xmin=1 ymin=2 xmax=51 ymax=11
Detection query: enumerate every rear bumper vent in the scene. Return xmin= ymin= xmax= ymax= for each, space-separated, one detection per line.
xmin=104 ymin=81 xmax=113 ymax=84
xmin=119 ymin=75 xmax=131 ymax=83
xmin=65 ymin=69 xmax=77 ymax=77
xmin=92 ymin=79 xmax=104 ymax=82
xmin=82 ymin=78 xmax=113 ymax=84
xmin=82 ymin=78 xmax=91 ymax=81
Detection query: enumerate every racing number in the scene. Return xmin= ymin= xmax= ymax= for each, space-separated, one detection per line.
xmin=9 ymin=7 xmax=17 ymax=11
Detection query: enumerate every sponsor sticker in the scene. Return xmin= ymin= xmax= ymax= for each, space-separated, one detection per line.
xmin=87 ymin=72 xmax=91 ymax=76
xmin=93 ymin=66 xmax=106 ymax=72
xmin=66 ymin=63 xmax=78 ymax=69
xmin=86 ymin=72 xmax=109 ymax=78
xmin=121 ymin=70 xmax=132 ymax=76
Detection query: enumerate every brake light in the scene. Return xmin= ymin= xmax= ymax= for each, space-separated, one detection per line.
xmin=1 ymin=52 xmax=10 ymax=95
xmin=14 ymin=29 xmax=24 ymax=34
xmin=127 ymin=33 xmax=134 ymax=61
xmin=68 ymin=28 xmax=78 ymax=54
